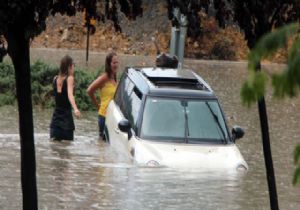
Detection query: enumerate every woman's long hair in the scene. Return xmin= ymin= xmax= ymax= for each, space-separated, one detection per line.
xmin=59 ymin=55 xmax=73 ymax=76
xmin=105 ymin=52 xmax=117 ymax=81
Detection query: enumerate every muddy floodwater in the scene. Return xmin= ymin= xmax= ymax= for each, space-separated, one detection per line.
xmin=0 ymin=59 xmax=300 ymax=209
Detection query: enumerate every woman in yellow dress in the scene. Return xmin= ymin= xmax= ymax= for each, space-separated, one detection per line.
xmin=87 ymin=52 xmax=119 ymax=139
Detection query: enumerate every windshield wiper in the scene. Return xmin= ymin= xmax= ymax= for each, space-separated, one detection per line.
xmin=205 ymin=102 xmax=226 ymax=143
xmin=184 ymin=106 xmax=190 ymax=143
xmin=181 ymin=100 xmax=189 ymax=143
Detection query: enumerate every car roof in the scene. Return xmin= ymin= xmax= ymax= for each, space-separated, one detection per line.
xmin=126 ymin=67 xmax=216 ymax=99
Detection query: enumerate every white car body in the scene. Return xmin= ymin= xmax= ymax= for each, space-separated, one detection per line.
xmin=105 ymin=101 xmax=248 ymax=170
xmin=104 ymin=67 xmax=248 ymax=171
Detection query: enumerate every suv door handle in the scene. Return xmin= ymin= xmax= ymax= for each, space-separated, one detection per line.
xmin=114 ymin=128 xmax=120 ymax=134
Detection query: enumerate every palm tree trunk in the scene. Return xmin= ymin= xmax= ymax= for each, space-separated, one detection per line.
xmin=6 ymin=28 xmax=38 ymax=210
xmin=256 ymin=63 xmax=279 ymax=210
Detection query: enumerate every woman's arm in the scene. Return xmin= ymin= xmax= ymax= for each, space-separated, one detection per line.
xmin=86 ymin=74 xmax=108 ymax=110
xmin=67 ymin=76 xmax=81 ymax=118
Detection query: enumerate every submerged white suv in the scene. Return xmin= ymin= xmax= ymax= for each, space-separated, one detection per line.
xmin=105 ymin=66 xmax=248 ymax=170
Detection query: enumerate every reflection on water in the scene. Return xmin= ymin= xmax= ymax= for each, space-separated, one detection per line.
xmin=0 ymin=61 xmax=300 ymax=209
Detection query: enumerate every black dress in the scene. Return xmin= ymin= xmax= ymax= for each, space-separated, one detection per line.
xmin=50 ymin=76 xmax=75 ymax=140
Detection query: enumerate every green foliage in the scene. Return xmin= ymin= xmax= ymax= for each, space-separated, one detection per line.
xmin=0 ymin=61 xmax=101 ymax=111
xmin=241 ymin=71 xmax=268 ymax=106
xmin=0 ymin=63 xmax=15 ymax=98
xmin=242 ymin=23 xmax=300 ymax=186
xmin=278 ymin=34 xmax=300 ymax=97
xmin=242 ymin=23 xmax=300 ymax=106
xmin=74 ymin=67 xmax=103 ymax=111
xmin=248 ymin=23 xmax=299 ymax=72
xmin=293 ymin=144 xmax=300 ymax=185
xmin=30 ymin=61 xmax=58 ymax=106
xmin=0 ymin=93 xmax=15 ymax=106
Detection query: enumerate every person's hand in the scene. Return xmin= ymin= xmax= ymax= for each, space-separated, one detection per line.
xmin=74 ymin=109 xmax=81 ymax=119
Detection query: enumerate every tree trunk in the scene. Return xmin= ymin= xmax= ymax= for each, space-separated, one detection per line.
xmin=6 ymin=28 xmax=38 ymax=210
xmin=256 ymin=63 xmax=279 ymax=210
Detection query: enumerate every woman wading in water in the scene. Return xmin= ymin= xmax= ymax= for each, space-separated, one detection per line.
xmin=50 ymin=55 xmax=81 ymax=141
xmin=87 ymin=52 xmax=119 ymax=140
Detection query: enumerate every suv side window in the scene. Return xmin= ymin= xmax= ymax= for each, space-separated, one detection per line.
xmin=114 ymin=73 xmax=127 ymax=108
xmin=114 ymin=72 xmax=134 ymax=118
xmin=122 ymin=79 xmax=134 ymax=118
xmin=127 ymin=87 xmax=142 ymax=130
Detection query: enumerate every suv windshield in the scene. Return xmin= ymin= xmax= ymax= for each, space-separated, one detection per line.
xmin=140 ymin=97 xmax=229 ymax=143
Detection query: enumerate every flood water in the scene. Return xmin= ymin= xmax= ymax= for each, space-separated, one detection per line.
xmin=0 ymin=60 xmax=300 ymax=209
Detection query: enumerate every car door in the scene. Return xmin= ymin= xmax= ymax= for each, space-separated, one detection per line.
xmin=106 ymin=101 xmax=130 ymax=158
xmin=105 ymin=74 xmax=134 ymax=158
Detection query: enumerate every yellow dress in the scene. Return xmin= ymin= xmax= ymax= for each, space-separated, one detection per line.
xmin=98 ymin=81 xmax=117 ymax=117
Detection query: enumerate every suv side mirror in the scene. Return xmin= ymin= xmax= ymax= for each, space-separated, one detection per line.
xmin=118 ymin=119 xmax=132 ymax=140
xmin=232 ymin=126 xmax=245 ymax=142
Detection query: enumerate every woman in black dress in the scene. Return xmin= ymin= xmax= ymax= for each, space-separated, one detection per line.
xmin=50 ymin=55 xmax=81 ymax=141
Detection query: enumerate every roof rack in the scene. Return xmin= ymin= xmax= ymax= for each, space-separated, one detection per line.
xmin=137 ymin=68 xmax=209 ymax=91
xmin=146 ymin=76 xmax=209 ymax=90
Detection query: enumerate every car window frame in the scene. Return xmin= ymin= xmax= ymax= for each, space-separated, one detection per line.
xmin=114 ymin=72 xmax=134 ymax=119
xmin=114 ymin=71 xmax=145 ymax=134
xmin=126 ymin=86 xmax=143 ymax=132
xmin=114 ymin=72 xmax=127 ymax=110
xmin=138 ymin=95 xmax=232 ymax=144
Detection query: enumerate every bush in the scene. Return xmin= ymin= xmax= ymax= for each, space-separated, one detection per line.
xmin=74 ymin=68 xmax=102 ymax=111
xmin=0 ymin=61 xmax=102 ymax=111
xmin=210 ymin=38 xmax=236 ymax=60
xmin=0 ymin=93 xmax=15 ymax=106
xmin=0 ymin=63 xmax=15 ymax=96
